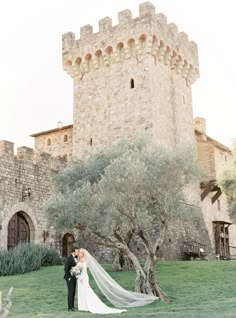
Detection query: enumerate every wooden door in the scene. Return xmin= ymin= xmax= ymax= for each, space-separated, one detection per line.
xmin=18 ymin=213 xmax=30 ymax=243
xmin=62 ymin=233 xmax=75 ymax=257
xmin=7 ymin=213 xmax=17 ymax=249
xmin=213 ymin=222 xmax=230 ymax=259
xmin=7 ymin=212 xmax=30 ymax=249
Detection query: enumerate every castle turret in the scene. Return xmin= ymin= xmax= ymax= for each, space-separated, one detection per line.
xmin=62 ymin=1 xmax=200 ymax=157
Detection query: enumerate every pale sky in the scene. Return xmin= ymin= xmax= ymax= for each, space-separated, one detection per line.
xmin=0 ymin=0 xmax=235 ymax=150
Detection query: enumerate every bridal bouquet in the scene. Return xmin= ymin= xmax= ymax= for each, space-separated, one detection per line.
xmin=70 ymin=265 xmax=83 ymax=278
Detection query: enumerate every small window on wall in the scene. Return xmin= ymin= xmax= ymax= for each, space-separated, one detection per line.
xmin=64 ymin=135 xmax=68 ymax=142
xmin=217 ymin=199 xmax=221 ymax=211
xmin=130 ymin=78 xmax=135 ymax=89
xmin=47 ymin=138 xmax=51 ymax=146
xmin=89 ymin=138 xmax=93 ymax=146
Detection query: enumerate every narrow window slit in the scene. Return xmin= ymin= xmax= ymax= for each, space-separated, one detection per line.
xmin=130 ymin=78 xmax=134 ymax=89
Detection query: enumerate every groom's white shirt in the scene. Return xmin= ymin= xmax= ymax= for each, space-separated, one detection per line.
xmin=72 ymin=254 xmax=77 ymax=263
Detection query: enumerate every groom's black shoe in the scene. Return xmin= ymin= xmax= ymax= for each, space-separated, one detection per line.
xmin=68 ymin=307 xmax=75 ymax=312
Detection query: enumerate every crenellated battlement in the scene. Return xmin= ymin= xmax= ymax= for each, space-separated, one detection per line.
xmin=0 ymin=140 xmax=67 ymax=169
xmin=62 ymin=1 xmax=199 ymax=86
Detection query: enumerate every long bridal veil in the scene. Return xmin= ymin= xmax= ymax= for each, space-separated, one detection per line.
xmin=80 ymin=248 xmax=158 ymax=308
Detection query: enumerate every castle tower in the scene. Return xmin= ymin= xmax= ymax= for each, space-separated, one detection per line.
xmin=62 ymin=1 xmax=199 ymax=158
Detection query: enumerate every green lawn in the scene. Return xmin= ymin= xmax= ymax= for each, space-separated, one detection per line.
xmin=1 ymin=261 xmax=236 ymax=318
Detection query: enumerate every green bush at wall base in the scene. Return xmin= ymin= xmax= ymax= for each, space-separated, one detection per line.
xmin=0 ymin=243 xmax=63 ymax=276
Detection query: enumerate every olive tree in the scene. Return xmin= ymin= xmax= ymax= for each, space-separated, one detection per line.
xmin=45 ymin=138 xmax=200 ymax=302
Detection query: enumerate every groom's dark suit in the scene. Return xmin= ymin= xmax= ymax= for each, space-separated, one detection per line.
xmin=64 ymin=254 xmax=77 ymax=310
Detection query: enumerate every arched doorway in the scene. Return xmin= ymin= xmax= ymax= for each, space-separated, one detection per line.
xmin=62 ymin=233 xmax=75 ymax=257
xmin=7 ymin=211 xmax=31 ymax=249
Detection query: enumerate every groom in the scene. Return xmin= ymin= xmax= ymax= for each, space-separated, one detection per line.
xmin=64 ymin=246 xmax=80 ymax=312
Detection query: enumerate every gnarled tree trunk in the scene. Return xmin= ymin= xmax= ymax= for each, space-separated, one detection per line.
xmin=112 ymin=250 xmax=133 ymax=270
xmin=112 ymin=228 xmax=134 ymax=270
xmin=0 ymin=287 xmax=14 ymax=318
xmin=118 ymin=244 xmax=169 ymax=302
xmin=134 ymin=221 xmax=169 ymax=302
xmin=90 ymin=229 xmax=169 ymax=302
xmin=134 ymin=254 xmax=169 ymax=302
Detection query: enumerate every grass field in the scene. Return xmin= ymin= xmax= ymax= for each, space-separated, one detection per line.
xmin=1 ymin=261 xmax=236 ymax=318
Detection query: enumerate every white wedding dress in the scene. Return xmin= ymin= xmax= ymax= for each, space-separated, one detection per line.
xmin=76 ymin=261 xmax=126 ymax=314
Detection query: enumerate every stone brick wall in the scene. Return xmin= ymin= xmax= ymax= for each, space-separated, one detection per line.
xmin=194 ymin=118 xmax=236 ymax=257
xmin=214 ymin=147 xmax=232 ymax=180
xmin=0 ymin=140 xmax=66 ymax=249
xmin=61 ymin=1 xmax=215 ymax=260
xmin=62 ymin=1 xmax=199 ymax=158
xmin=1 ymin=2 xmax=235 ymax=262
xmin=196 ymin=137 xmax=216 ymax=179
xmin=194 ymin=117 xmax=232 ymax=181
xmin=32 ymin=125 xmax=73 ymax=160
xmin=200 ymin=193 xmax=233 ymax=243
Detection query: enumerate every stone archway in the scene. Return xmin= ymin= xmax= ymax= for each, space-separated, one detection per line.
xmin=62 ymin=233 xmax=75 ymax=257
xmin=0 ymin=202 xmax=41 ymax=250
xmin=7 ymin=211 xmax=35 ymax=249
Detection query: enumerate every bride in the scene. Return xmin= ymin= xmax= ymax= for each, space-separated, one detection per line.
xmin=71 ymin=248 xmax=158 ymax=314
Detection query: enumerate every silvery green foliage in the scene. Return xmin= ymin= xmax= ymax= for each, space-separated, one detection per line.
xmin=45 ymin=137 xmax=200 ymax=243
xmin=0 ymin=244 xmax=62 ymax=276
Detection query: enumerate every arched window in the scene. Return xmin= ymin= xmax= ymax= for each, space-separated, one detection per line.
xmin=130 ymin=78 xmax=135 ymax=89
xmin=47 ymin=138 xmax=51 ymax=146
xmin=64 ymin=135 xmax=68 ymax=142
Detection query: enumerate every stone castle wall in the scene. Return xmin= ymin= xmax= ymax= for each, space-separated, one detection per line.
xmin=201 ymin=193 xmax=236 ymax=249
xmin=33 ymin=125 xmax=73 ymax=160
xmin=194 ymin=117 xmax=235 ymax=258
xmin=0 ymin=140 xmax=66 ymax=249
xmin=194 ymin=117 xmax=232 ymax=180
xmin=61 ymin=1 xmax=214 ymax=260
xmin=0 ymin=2 xmax=235 ymax=261
xmin=62 ymin=1 xmax=199 ymax=158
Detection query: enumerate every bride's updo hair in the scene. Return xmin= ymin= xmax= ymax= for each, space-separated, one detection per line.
xmin=78 ymin=248 xmax=87 ymax=258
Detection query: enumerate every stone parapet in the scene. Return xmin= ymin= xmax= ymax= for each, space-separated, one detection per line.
xmin=62 ymin=1 xmax=199 ymax=86
xmin=0 ymin=140 xmax=14 ymax=158
xmin=17 ymin=146 xmax=34 ymax=161
xmin=0 ymin=140 xmax=67 ymax=170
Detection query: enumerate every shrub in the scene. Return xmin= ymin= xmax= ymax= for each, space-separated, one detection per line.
xmin=37 ymin=245 xmax=62 ymax=267
xmin=0 ymin=244 xmax=63 ymax=276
